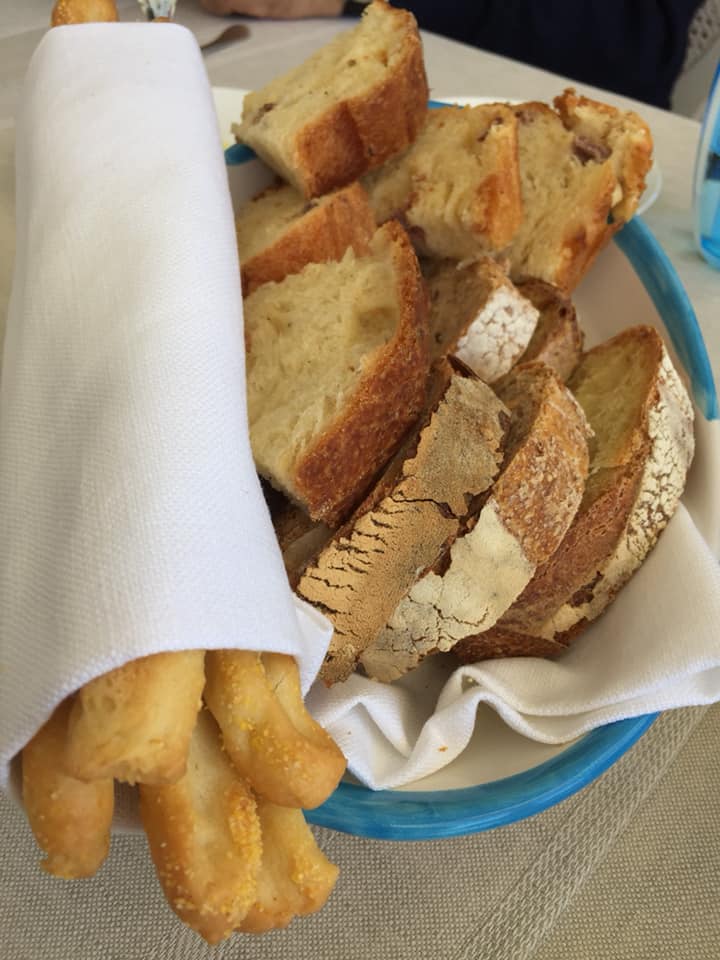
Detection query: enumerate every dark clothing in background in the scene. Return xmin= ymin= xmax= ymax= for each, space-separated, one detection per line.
xmin=345 ymin=1 xmax=704 ymax=109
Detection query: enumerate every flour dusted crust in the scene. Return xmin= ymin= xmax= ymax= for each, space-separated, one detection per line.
xmin=424 ymin=257 xmax=539 ymax=383
xmin=237 ymin=181 xmax=376 ymax=295
xmin=361 ymin=363 xmax=590 ymax=682
xmin=234 ymin=1 xmax=428 ymax=198
xmin=506 ymin=92 xmax=652 ymax=293
xmin=294 ymin=359 xmax=509 ymax=685
xmin=365 ymin=103 xmax=522 ymax=260
xmin=246 ymin=220 xmax=430 ymax=525
xmin=457 ymin=326 xmax=695 ymax=662
xmin=515 ymin=278 xmax=584 ymax=381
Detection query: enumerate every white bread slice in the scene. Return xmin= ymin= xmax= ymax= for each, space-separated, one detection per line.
xmin=456 ymin=325 xmax=695 ymax=662
xmin=361 ymin=362 xmax=590 ymax=682
xmin=246 ymin=220 xmax=429 ymax=525
xmin=506 ymin=91 xmax=652 ymax=292
xmin=424 ymin=257 xmax=539 ymax=382
xmin=294 ymin=359 xmax=509 ymax=685
xmin=515 ymin=278 xmax=584 ymax=382
xmin=236 ymin=181 xmax=376 ymax=296
xmin=364 ymin=103 xmax=522 ymax=260
xmin=233 ymin=1 xmax=428 ymax=198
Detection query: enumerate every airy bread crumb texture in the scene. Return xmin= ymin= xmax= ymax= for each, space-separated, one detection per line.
xmin=245 ymin=220 xmax=429 ymax=524
xmin=235 ymin=0 xmax=428 ymax=197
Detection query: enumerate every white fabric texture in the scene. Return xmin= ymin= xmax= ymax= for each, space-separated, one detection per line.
xmin=0 ymin=23 xmax=332 ymax=788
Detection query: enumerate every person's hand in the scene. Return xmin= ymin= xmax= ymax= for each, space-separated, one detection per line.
xmin=200 ymin=0 xmax=344 ymax=17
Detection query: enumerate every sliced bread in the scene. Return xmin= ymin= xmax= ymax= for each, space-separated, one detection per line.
xmin=245 ymin=220 xmax=429 ymax=525
xmin=233 ymin=1 xmax=428 ymax=198
xmin=456 ymin=325 xmax=695 ymax=663
xmin=424 ymin=257 xmax=539 ymax=382
xmin=361 ymin=362 xmax=590 ymax=682
xmin=364 ymin=103 xmax=522 ymax=260
xmin=295 ymin=358 xmax=509 ymax=685
xmin=515 ymin=278 xmax=584 ymax=381
xmin=236 ymin=181 xmax=375 ymax=296
xmin=506 ymin=92 xmax=652 ymax=292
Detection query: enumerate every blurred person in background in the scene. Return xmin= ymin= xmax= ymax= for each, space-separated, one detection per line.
xmin=198 ymin=0 xmax=705 ymax=109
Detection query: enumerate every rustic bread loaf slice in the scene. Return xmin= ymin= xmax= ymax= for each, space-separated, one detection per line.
xmin=360 ymin=362 xmax=590 ymax=682
xmin=294 ymin=358 xmax=509 ymax=685
xmin=456 ymin=325 xmax=695 ymax=663
xmin=233 ymin=1 xmax=428 ymax=198
xmin=364 ymin=103 xmax=522 ymax=260
xmin=424 ymin=257 xmax=538 ymax=382
xmin=554 ymin=89 xmax=652 ymax=223
xmin=515 ymin=278 xmax=584 ymax=381
xmin=236 ymin=181 xmax=375 ymax=296
xmin=506 ymin=92 xmax=652 ymax=293
xmin=245 ymin=220 xmax=429 ymax=525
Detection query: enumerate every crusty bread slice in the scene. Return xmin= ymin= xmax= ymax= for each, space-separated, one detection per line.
xmin=506 ymin=92 xmax=652 ymax=292
xmin=554 ymin=89 xmax=652 ymax=223
xmin=456 ymin=325 xmax=695 ymax=663
xmin=233 ymin=1 xmax=428 ymax=198
xmin=361 ymin=362 xmax=590 ymax=682
xmin=236 ymin=181 xmax=375 ymax=296
xmin=245 ymin=220 xmax=429 ymax=525
xmin=364 ymin=103 xmax=522 ymax=260
xmin=515 ymin=278 xmax=584 ymax=382
xmin=294 ymin=358 xmax=509 ymax=685
xmin=424 ymin=257 xmax=538 ymax=382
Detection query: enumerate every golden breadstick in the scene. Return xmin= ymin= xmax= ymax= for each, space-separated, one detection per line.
xmin=204 ymin=650 xmax=346 ymax=809
xmin=22 ymin=699 xmax=114 ymax=879
xmin=65 ymin=650 xmax=205 ymax=785
xmin=239 ymin=799 xmax=339 ymax=933
xmin=51 ymin=0 xmax=118 ymax=25
xmin=139 ymin=708 xmax=263 ymax=945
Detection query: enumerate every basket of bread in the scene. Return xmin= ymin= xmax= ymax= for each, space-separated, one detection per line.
xmin=5 ymin=0 xmax=720 ymax=949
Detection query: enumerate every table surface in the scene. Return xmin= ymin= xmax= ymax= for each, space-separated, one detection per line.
xmin=1 ymin=3 xmax=719 ymax=959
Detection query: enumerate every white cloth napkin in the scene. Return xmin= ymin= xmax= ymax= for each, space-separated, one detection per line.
xmin=0 ymin=23 xmax=332 ymax=789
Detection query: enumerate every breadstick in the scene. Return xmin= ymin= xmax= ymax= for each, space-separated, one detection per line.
xmin=239 ymin=800 xmax=339 ymax=934
xmin=139 ymin=708 xmax=262 ymax=945
xmin=21 ymin=698 xmax=114 ymax=879
xmin=204 ymin=650 xmax=346 ymax=809
xmin=64 ymin=650 xmax=205 ymax=785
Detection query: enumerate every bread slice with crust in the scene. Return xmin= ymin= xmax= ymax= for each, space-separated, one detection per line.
xmin=233 ymin=1 xmax=428 ymax=198
xmin=515 ymin=278 xmax=584 ymax=382
xmin=424 ymin=257 xmax=539 ymax=383
xmin=236 ymin=181 xmax=375 ymax=296
xmin=245 ymin=220 xmax=429 ymax=525
xmin=456 ymin=325 xmax=695 ymax=663
xmin=364 ymin=103 xmax=522 ymax=260
xmin=294 ymin=358 xmax=509 ymax=685
xmin=361 ymin=362 xmax=590 ymax=682
xmin=506 ymin=91 xmax=652 ymax=292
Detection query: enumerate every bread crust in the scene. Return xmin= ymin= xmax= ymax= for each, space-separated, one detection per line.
xmin=296 ymin=358 xmax=509 ymax=684
xmin=515 ymin=278 xmax=584 ymax=381
xmin=458 ymin=325 xmax=694 ymax=663
xmin=239 ymin=181 xmax=376 ymax=296
xmin=294 ymin=220 xmax=430 ymax=524
xmin=362 ymin=363 xmax=590 ymax=682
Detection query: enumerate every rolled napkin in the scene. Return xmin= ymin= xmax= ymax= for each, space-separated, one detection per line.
xmin=0 ymin=23 xmax=332 ymax=788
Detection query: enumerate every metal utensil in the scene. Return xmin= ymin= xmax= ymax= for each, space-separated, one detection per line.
xmin=200 ymin=23 xmax=250 ymax=52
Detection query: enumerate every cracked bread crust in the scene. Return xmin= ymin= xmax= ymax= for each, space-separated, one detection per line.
xmin=424 ymin=257 xmax=539 ymax=383
xmin=295 ymin=359 xmax=509 ymax=685
xmin=361 ymin=363 xmax=590 ymax=682
xmin=237 ymin=181 xmax=376 ymax=296
xmin=457 ymin=325 xmax=694 ymax=663
xmin=234 ymin=1 xmax=428 ymax=198
xmin=515 ymin=278 xmax=584 ymax=382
